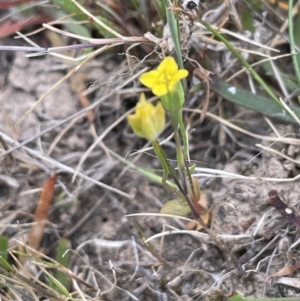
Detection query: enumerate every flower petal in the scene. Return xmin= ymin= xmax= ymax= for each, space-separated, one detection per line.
xmin=139 ymin=70 xmax=160 ymax=89
xmin=152 ymin=102 xmax=165 ymax=135
xmin=171 ymin=69 xmax=189 ymax=84
xmin=142 ymin=117 xmax=158 ymax=141
xmin=138 ymin=92 xmax=147 ymax=103
xmin=135 ymin=93 xmax=154 ymax=118
xmin=152 ymin=83 xmax=169 ymax=96
xmin=127 ymin=114 xmax=143 ymax=137
xmin=157 ymin=56 xmax=178 ymax=75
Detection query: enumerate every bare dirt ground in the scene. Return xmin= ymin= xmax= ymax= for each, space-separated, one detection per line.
xmin=1 ymin=37 xmax=300 ymax=301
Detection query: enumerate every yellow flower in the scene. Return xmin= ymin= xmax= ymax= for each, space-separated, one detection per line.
xmin=127 ymin=93 xmax=165 ymax=141
xmin=140 ymin=56 xmax=188 ymax=97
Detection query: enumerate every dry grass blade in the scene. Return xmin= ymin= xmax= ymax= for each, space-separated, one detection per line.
xmin=16 ymin=45 xmax=115 ymax=126
xmin=194 ymin=67 xmax=211 ymax=122
xmin=266 ymin=262 xmax=300 ymax=281
xmin=0 ymin=64 xmax=148 ymax=159
xmin=0 ymin=131 xmax=132 ymax=199
xmin=185 ymin=108 xmax=300 ymax=145
xmin=70 ymin=0 xmax=122 ymax=38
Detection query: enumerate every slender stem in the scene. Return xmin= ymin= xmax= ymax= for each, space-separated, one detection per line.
xmin=152 ymin=140 xmax=170 ymax=184
xmin=174 ymin=130 xmax=184 ymax=170
xmin=178 ymin=113 xmax=189 ymax=160
xmin=196 ymin=18 xmax=284 ymax=109
xmin=173 ymin=130 xmax=200 ymax=219
xmin=152 ymin=140 xmax=184 ymax=195
xmin=184 ymin=160 xmax=199 ymax=214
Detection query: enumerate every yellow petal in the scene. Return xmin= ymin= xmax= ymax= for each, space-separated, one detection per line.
xmin=152 ymin=102 xmax=165 ymax=134
xmin=142 ymin=117 xmax=158 ymax=141
xmin=135 ymin=94 xmax=155 ymax=118
xmin=127 ymin=114 xmax=144 ymax=137
xmin=139 ymin=70 xmax=160 ymax=89
xmin=127 ymin=94 xmax=165 ymax=141
xmin=171 ymin=69 xmax=189 ymax=84
xmin=142 ymin=101 xmax=165 ymax=140
xmin=138 ymin=92 xmax=147 ymax=103
xmin=157 ymin=56 xmax=178 ymax=75
xmin=152 ymin=83 xmax=169 ymax=96
xmin=142 ymin=102 xmax=165 ymax=141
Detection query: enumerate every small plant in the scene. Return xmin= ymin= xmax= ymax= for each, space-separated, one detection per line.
xmin=127 ymin=56 xmax=204 ymax=221
xmin=0 ymin=0 xmax=300 ymax=300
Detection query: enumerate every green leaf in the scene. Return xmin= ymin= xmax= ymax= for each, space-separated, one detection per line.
xmin=293 ymin=12 xmax=300 ymax=85
xmin=228 ymin=293 xmax=247 ymax=301
xmin=0 ymin=236 xmax=8 ymax=261
xmin=51 ymin=0 xmax=117 ymax=38
xmin=210 ymin=74 xmax=300 ymax=123
xmin=195 ymin=17 xmax=285 ymax=112
xmin=160 ymin=199 xmax=191 ymax=215
xmin=153 ymin=0 xmax=165 ymax=21
xmin=161 ymin=0 xmax=184 ymax=69
xmin=95 ymin=16 xmax=120 ymax=38
xmin=106 ymin=148 xmax=178 ymax=189
xmin=49 ymin=238 xmax=71 ymax=292
xmin=289 ymin=0 xmax=300 ymax=86
xmin=52 ymin=10 xmax=92 ymax=41
xmin=241 ymin=9 xmax=255 ymax=32
xmin=229 ymin=292 xmax=300 ymax=301
xmin=0 ymin=235 xmax=15 ymax=276
xmin=0 ymin=257 xmax=15 ymax=273
xmin=55 ymin=238 xmax=71 ymax=289
xmin=52 ymin=0 xmax=84 ymax=16
xmin=189 ymin=164 xmax=196 ymax=173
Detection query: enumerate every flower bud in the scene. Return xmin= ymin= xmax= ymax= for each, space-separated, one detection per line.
xmin=127 ymin=93 xmax=165 ymax=141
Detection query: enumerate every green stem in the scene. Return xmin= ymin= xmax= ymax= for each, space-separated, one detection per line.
xmin=178 ymin=113 xmax=189 ymax=160
xmin=184 ymin=160 xmax=199 ymax=213
xmin=161 ymin=0 xmax=183 ymax=69
xmin=196 ymin=18 xmax=285 ymax=111
xmin=152 ymin=140 xmax=171 ymax=185
xmin=152 ymin=140 xmax=184 ymax=195
xmin=173 ymin=131 xmax=200 ymax=219
xmin=174 ymin=130 xmax=184 ymax=170
xmin=108 ymin=148 xmax=178 ymax=189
